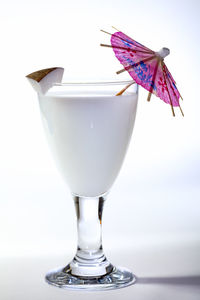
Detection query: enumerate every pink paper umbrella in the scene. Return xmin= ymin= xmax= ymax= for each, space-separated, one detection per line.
xmin=101 ymin=29 xmax=183 ymax=117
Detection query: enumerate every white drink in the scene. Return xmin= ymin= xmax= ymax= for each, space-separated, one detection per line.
xmin=38 ymin=84 xmax=138 ymax=197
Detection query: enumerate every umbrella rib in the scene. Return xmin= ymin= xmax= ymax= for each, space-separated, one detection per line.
xmin=100 ymin=43 xmax=154 ymax=55
xmin=161 ymin=61 xmax=175 ymax=117
xmin=166 ymin=70 xmax=184 ymax=102
xmin=178 ymin=103 xmax=184 ymax=116
xmin=165 ymin=69 xmax=184 ymax=116
xmin=100 ymin=29 xmax=112 ymax=36
xmin=147 ymin=58 xmax=160 ymax=102
xmin=112 ymin=26 xmax=121 ymax=32
xmin=163 ymin=66 xmax=183 ymax=101
xmin=100 ymin=29 xmax=154 ymax=54
xmin=113 ymin=34 xmax=154 ymax=54
xmin=116 ymin=55 xmax=156 ymax=75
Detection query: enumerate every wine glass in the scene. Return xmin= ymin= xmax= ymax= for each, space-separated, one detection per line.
xmin=36 ymin=80 xmax=138 ymax=290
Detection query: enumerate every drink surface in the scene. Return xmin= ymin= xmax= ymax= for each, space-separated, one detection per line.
xmin=38 ymin=87 xmax=138 ymax=196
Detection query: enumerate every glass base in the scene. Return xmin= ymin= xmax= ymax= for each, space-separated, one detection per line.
xmin=45 ymin=266 xmax=136 ymax=291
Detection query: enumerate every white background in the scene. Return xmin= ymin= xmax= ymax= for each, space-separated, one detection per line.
xmin=0 ymin=0 xmax=200 ymax=295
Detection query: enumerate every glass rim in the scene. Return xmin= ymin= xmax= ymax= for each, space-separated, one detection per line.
xmin=53 ymin=80 xmax=136 ymax=87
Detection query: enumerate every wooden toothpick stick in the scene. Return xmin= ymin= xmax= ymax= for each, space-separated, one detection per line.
xmin=147 ymin=92 xmax=152 ymax=102
xmin=164 ymin=65 xmax=184 ymax=117
xmin=100 ymin=43 xmax=112 ymax=48
xmin=100 ymin=43 xmax=151 ymax=55
xmin=147 ymin=58 xmax=160 ymax=102
xmin=101 ymin=28 xmax=154 ymax=54
xmin=179 ymin=104 xmax=184 ymax=116
xmin=161 ymin=61 xmax=175 ymax=117
xmin=100 ymin=29 xmax=112 ymax=36
xmin=116 ymin=81 xmax=135 ymax=96
xmin=112 ymin=26 xmax=121 ymax=32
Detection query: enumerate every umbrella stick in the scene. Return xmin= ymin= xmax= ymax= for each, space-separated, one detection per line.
xmin=116 ymin=81 xmax=135 ymax=96
xmin=165 ymin=67 xmax=184 ymax=117
xmin=179 ymin=104 xmax=184 ymax=116
xmin=165 ymin=68 xmax=183 ymax=102
xmin=164 ymin=66 xmax=182 ymax=100
xmin=147 ymin=92 xmax=152 ymax=101
xmin=100 ymin=28 xmax=121 ymax=36
xmin=165 ymin=68 xmax=183 ymax=101
xmin=100 ymin=43 xmax=153 ymax=55
xmin=112 ymin=26 xmax=121 ymax=32
xmin=100 ymin=43 xmax=113 ymax=48
xmin=161 ymin=62 xmax=175 ymax=117
xmin=114 ymin=30 xmax=154 ymax=54
xmin=117 ymin=68 xmax=128 ymax=75
xmin=100 ymin=29 xmax=112 ymax=36
xmin=169 ymin=100 xmax=175 ymax=117
xmin=101 ymin=28 xmax=154 ymax=54
xmin=116 ymin=55 xmax=156 ymax=74
xmin=147 ymin=59 xmax=160 ymax=102
xmin=101 ymin=43 xmax=134 ymax=51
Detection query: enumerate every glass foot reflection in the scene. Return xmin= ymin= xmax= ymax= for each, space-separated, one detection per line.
xmin=45 ymin=266 xmax=136 ymax=291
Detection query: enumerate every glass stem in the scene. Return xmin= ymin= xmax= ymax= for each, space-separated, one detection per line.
xmin=68 ymin=194 xmax=113 ymax=277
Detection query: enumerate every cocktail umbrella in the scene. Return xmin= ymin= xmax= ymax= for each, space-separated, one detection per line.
xmin=101 ymin=28 xmax=183 ymax=116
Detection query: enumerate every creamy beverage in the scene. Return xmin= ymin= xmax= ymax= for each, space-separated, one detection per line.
xmin=38 ymin=83 xmax=138 ymax=197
